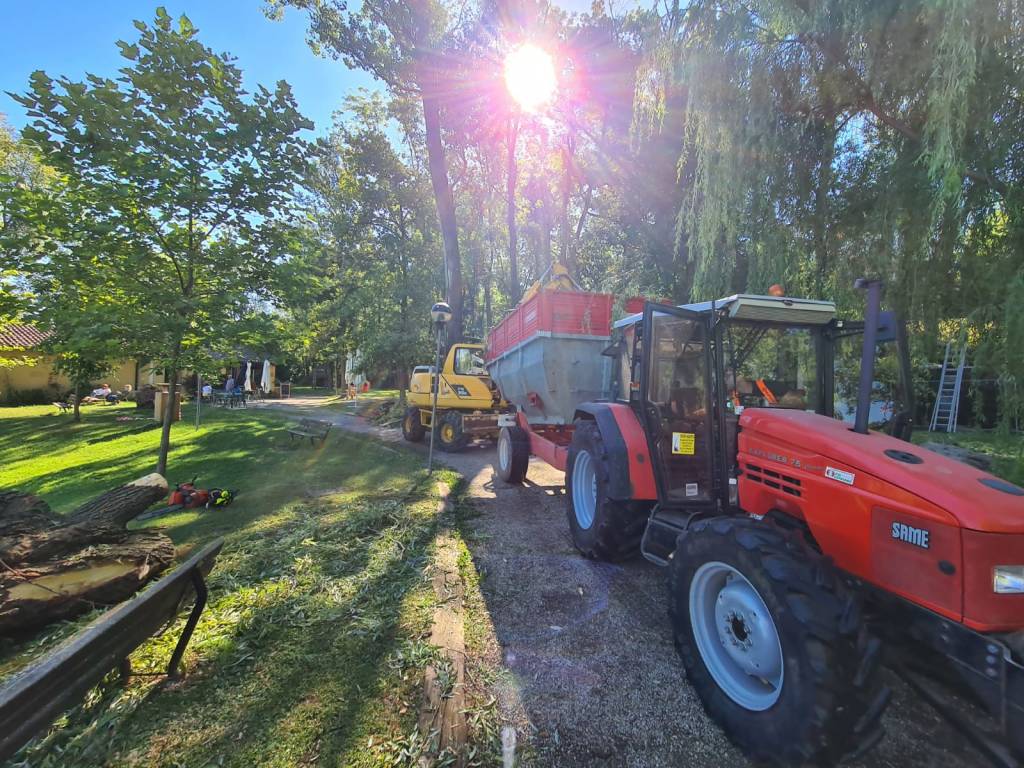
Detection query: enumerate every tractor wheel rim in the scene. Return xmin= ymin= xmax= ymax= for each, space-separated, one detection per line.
xmin=498 ymin=430 xmax=511 ymax=471
xmin=689 ymin=560 xmax=783 ymax=711
xmin=442 ymin=424 xmax=455 ymax=442
xmin=572 ymin=450 xmax=597 ymax=530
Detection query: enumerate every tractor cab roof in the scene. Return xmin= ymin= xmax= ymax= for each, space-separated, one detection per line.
xmin=612 ymin=294 xmax=836 ymax=330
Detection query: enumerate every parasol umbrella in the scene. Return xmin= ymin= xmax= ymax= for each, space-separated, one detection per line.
xmin=260 ymin=359 xmax=271 ymax=392
xmin=244 ymin=360 xmax=253 ymax=392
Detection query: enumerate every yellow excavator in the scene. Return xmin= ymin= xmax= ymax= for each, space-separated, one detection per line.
xmin=404 ymin=265 xmax=579 ymax=451
xmin=401 ymin=342 xmax=504 ymax=452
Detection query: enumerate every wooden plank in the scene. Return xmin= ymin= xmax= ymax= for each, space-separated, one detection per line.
xmin=417 ymin=485 xmax=467 ymax=766
xmin=0 ymin=538 xmax=224 ymax=761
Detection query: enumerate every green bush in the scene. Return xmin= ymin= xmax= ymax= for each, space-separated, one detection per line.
xmin=5 ymin=387 xmax=57 ymax=406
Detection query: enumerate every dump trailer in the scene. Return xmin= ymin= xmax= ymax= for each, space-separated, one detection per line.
xmin=402 ymin=342 xmax=503 ymax=452
xmin=487 ymin=282 xmax=1024 ymax=767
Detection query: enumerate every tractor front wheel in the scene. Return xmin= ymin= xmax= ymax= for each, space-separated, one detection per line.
xmin=496 ymin=425 xmax=529 ymax=484
xmin=436 ymin=411 xmax=470 ymax=452
xmin=669 ymin=516 xmax=889 ymax=765
xmin=402 ymin=407 xmax=425 ymax=443
xmin=565 ymin=420 xmax=646 ymax=561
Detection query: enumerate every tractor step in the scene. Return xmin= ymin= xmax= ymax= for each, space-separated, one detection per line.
xmin=640 ymin=508 xmax=695 ymax=566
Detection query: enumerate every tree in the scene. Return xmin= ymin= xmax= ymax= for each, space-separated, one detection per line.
xmin=628 ymin=0 xmax=1023 ymax=426
xmin=270 ymin=0 xmax=467 ymax=341
xmin=281 ymin=93 xmax=441 ymax=401
xmin=10 ymin=9 xmax=311 ymax=473
xmin=0 ymin=117 xmax=53 ymax=326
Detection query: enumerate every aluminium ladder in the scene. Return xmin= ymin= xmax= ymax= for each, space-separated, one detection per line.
xmin=929 ymin=341 xmax=967 ymax=433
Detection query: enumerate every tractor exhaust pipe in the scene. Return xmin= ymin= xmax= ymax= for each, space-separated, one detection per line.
xmin=854 ymin=278 xmax=882 ymax=435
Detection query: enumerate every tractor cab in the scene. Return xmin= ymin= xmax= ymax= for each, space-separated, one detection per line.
xmin=611 ymin=292 xmax=912 ymax=513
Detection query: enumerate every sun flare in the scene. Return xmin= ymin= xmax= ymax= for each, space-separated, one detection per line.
xmin=504 ymin=44 xmax=556 ymax=112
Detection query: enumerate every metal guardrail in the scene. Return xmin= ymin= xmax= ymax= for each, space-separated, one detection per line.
xmin=0 ymin=537 xmax=224 ymax=761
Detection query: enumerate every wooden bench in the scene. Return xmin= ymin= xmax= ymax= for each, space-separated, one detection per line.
xmin=0 ymin=537 xmax=224 ymax=762
xmin=287 ymin=417 xmax=332 ymax=445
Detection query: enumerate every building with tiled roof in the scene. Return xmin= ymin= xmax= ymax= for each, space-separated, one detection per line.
xmin=0 ymin=323 xmax=51 ymax=349
xmin=0 ymin=323 xmax=142 ymax=404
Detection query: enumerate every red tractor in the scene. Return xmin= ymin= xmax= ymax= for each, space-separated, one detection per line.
xmin=491 ymin=280 xmax=1023 ymax=765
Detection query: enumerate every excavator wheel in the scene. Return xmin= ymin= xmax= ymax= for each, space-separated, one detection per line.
xmin=436 ymin=411 xmax=470 ymax=452
xmin=565 ymin=420 xmax=647 ymax=561
xmin=669 ymin=515 xmax=890 ymax=766
xmin=496 ymin=425 xmax=529 ymax=484
xmin=402 ymin=406 xmax=425 ymax=443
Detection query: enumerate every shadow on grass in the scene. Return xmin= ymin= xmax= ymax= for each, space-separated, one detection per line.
xmin=9 ymin=468 xmax=446 ymax=768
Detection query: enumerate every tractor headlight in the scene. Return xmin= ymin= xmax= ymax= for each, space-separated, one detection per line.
xmin=993 ymin=566 xmax=1024 ymax=594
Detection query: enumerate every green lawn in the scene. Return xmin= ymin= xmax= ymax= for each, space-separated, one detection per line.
xmin=914 ymin=428 xmax=1024 ymax=487
xmin=0 ymin=403 xmax=500 ymax=767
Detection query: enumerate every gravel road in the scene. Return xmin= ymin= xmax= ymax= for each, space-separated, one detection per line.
xmin=265 ymin=399 xmax=983 ymax=767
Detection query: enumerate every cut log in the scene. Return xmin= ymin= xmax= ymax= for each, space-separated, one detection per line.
xmin=66 ymin=473 xmax=169 ymax=527
xmin=0 ymin=474 xmax=177 ymax=635
xmin=0 ymin=531 xmax=176 ymax=633
xmin=0 ymin=492 xmax=59 ymax=538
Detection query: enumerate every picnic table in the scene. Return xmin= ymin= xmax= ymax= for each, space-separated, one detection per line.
xmin=212 ymin=391 xmax=247 ymax=408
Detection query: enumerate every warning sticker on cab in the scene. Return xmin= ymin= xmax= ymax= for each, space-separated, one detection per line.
xmin=825 ymin=466 xmax=855 ymax=485
xmin=672 ymin=432 xmax=696 ymax=455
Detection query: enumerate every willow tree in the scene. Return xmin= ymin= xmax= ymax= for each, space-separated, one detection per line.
xmin=637 ymin=0 xmax=1023 ymax=423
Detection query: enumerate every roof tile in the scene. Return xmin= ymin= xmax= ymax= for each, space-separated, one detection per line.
xmin=0 ymin=324 xmax=52 ymax=349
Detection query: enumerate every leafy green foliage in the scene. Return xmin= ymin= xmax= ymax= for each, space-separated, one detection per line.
xmin=634 ymin=0 xmax=1024 ymax=426
xmin=6 ymin=9 xmax=312 ymax=468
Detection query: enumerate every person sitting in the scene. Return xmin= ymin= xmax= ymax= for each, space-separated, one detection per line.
xmin=224 ymin=375 xmax=236 ymax=392
xmin=82 ymin=384 xmax=113 ymax=404
xmin=201 ymin=383 xmax=213 ymax=398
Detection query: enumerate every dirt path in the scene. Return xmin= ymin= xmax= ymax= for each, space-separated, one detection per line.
xmin=262 ymin=396 xmax=980 ymax=767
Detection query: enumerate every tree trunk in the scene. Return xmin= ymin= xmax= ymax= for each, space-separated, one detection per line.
xmin=420 ymin=89 xmax=463 ymax=343
xmin=398 ymin=366 xmax=408 ymax=408
xmin=0 ymin=474 xmax=174 ymax=634
xmin=559 ymin=140 xmax=572 ymax=271
xmin=72 ymin=381 xmax=82 ymax=423
xmin=507 ymin=118 xmax=520 ymax=303
xmin=156 ymin=345 xmax=181 ymax=477
xmin=484 ymin=245 xmax=493 ymax=334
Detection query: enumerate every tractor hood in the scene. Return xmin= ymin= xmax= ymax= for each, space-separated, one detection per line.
xmin=738 ymin=409 xmax=1024 ymax=534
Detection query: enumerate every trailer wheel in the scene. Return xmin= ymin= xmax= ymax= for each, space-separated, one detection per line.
xmin=669 ymin=516 xmax=890 ymax=765
xmin=436 ymin=411 xmax=470 ymax=452
xmin=496 ymin=425 xmax=529 ymax=484
xmin=565 ymin=420 xmax=646 ymax=561
xmin=402 ymin=407 xmax=425 ymax=443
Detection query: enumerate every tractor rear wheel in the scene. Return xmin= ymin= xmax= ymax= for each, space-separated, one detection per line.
xmin=496 ymin=425 xmax=529 ymax=484
xmin=402 ymin=407 xmax=425 ymax=443
xmin=669 ymin=516 xmax=889 ymax=765
xmin=565 ymin=420 xmax=646 ymax=561
xmin=436 ymin=411 xmax=470 ymax=452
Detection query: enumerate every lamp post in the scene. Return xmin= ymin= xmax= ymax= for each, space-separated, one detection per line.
xmin=427 ymin=301 xmax=452 ymax=473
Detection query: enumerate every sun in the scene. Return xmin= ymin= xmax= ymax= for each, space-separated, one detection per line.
xmin=504 ymin=44 xmax=556 ymax=112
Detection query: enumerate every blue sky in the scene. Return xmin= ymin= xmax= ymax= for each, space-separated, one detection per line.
xmin=1 ymin=0 xmax=608 ymax=140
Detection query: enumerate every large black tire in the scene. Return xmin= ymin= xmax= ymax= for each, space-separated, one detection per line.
xmin=402 ymin=406 xmax=425 ymax=443
xmin=496 ymin=425 xmax=529 ymax=484
xmin=669 ymin=516 xmax=889 ymax=766
xmin=565 ymin=419 xmax=647 ymax=561
xmin=436 ymin=410 xmax=470 ymax=453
